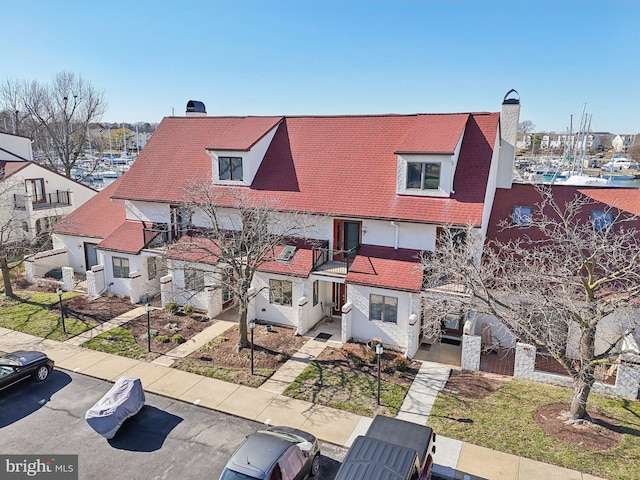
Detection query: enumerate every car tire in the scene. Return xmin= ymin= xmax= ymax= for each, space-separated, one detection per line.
xmin=34 ymin=365 xmax=50 ymax=382
xmin=310 ymin=453 xmax=320 ymax=477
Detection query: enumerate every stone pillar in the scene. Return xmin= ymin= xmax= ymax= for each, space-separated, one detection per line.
xmin=341 ymin=301 xmax=352 ymax=343
xmin=24 ymin=257 xmax=35 ymax=284
xmin=406 ymin=314 xmax=419 ymax=359
xmin=514 ymin=342 xmax=536 ymax=380
xmin=206 ymin=286 xmax=222 ymax=319
xmin=128 ymin=271 xmax=142 ymax=304
xmin=160 ymin=274 xmax=173 ymax=308
xmin=296 ymin=296 xmax=309 ymax=335
xmin=87 ymin=264 xmax=106 ymax=297
xmin=247 ymin=287 xmax=257 ymax=323
xmin=61 ymin=266 xmax=74 ymax=291
xmin=615 ymin=355 xmax=640 ymax=400
xmin=461 ymin=334 xmax=481 ymax=371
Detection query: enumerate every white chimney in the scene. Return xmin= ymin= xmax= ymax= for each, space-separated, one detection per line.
xmin=496 ymin=89 xmax=520 ymax=189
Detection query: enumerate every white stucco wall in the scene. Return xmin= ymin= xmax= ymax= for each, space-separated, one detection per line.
xmin=0 ymin=133 xmax=33 ymax=160
xmin=252 ymin=272 xmax=303 ymax=327
xmin=479 ymin=130 xmax=502 ymax=238
xmin=348 ymin=284 xmax=414 ymax=350
xmin=52 ymin=233 xmax=101 ymax=273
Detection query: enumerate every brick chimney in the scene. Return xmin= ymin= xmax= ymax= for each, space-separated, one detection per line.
xmin=496 ymin=89 xmax=520 ymax=188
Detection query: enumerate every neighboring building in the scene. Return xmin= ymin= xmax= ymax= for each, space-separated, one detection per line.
xmin=49 ymin=92 xmax=520 ymax=357
xmin=0 ymin=132 xmax=96 ymax=243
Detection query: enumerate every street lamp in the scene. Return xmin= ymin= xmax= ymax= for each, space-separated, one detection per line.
xmin=376 ymin=343 xmax=384 ymax=405
xmin=56 ymin=287 xmax=66 ymax=334
xmin=145 ymin=303 xmax=152 ymax=352
xmin=249 ymin=320 xmax=256 ymax=375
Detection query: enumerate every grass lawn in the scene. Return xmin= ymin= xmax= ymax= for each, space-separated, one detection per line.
xmin=0 ymin=291 xmax=96 ymax=341
xmin=177 ymin=360 xmax=274 ymax=389
xmin=82 ymin=327 xmax=147 ymax=359
xmin=430 ymin=376 xmax=640 ymax=480
xmin=283 ymin=344 xmax=417 ymax=417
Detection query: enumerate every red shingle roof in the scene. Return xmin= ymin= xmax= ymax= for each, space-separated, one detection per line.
xmin=346 ymin=245 xmax=423 ymax=292
xmin=54 ymin=177 xmax=125 ymax=239
xmin=113 ymin=113 xmax=499 ymax=227
xmin=395 ymin=114 xmax=469 ymax=154
xmin=98 ymin=220 xmax=147 ymax=254
xmin=1 ymin=161 xmax=30 ymax=177
xmin=578 ymin=188 xmax=640 ymax=216
xmin=207 ymin=116 xmax=283 ymax=151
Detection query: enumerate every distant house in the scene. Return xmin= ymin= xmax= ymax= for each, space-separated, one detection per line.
xmin=0 ymin=132 xmax=96 ymax=244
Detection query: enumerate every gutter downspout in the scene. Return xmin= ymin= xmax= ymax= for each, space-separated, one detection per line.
xmin=390 ymin=221 xmax=399 ymax=250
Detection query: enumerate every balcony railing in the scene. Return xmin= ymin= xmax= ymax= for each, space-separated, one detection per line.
xmin=143 ymin=224 xmax=170 ymax=249
xmin=13 ymin=190 xmax=71 ymax=210
xmin=312 ymin=242 xmax=358 ymax=276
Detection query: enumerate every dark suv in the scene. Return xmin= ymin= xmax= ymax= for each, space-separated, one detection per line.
xmin=219 ymin=426 xmax=320 ymax=480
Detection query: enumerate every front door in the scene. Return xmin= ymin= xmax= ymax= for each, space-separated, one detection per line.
xmin=84 ymin=243 xmax=98 ymax=271
xmin=442 ymin=312 xmax=464 ymax=336
xmin=332 ymin=283 xmax=346 ymax=316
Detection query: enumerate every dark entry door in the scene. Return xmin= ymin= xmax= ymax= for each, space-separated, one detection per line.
xmin=332 ymin=283 xmax=346 ymax=316
xmin=333 ymin=220 xmax=361 ymax=261
xmin=84 ymin=243 xmax=98 ymax=271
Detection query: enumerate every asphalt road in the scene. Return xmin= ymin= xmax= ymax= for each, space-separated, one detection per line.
xmin=0 ymin=369 xmax=347 ymax=480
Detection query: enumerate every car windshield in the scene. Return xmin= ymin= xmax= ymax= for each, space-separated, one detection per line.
xmin=219 ymin=469 xmax=260 ymax=480
xmin=0 ymin=356 xmax=19 ymax=366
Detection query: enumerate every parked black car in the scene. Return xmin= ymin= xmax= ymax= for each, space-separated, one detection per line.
xmin=0 ymin=350 xmax=54 ymax=391
xmin=219 ymin=426 xmax=320 ymax=480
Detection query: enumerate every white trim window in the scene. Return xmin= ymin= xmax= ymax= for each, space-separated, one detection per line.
xmin=370 ymin=294 xmax=398 ymax=323
xmin=269 ymin=279 xmax=292 ymax=306
xmin=512 ymin=206 xmax=533 ymax=226
xmin=113 ymin=257 xmax=130 ymax=278
xmin=185 ymin=269 xmax=205 ymax=291
xmin=218 ymin=156 xmax=243 ymax=181
xmin=407 ymin=162 xmax=440 ymax=190
xmin=590 ymin=210 xmax=613 ymax=232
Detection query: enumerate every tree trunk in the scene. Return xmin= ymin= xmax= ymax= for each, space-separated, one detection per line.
xmin=569 ymin=374 xmax=594 ymax=420
xmin=237 ymin=303 xmax=249 ymax=349
xmin=0 ymin=256 xmax=15 ymax=298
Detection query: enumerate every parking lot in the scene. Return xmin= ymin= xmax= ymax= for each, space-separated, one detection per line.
xmin=0 ymin=369 xmax=346 ymax=479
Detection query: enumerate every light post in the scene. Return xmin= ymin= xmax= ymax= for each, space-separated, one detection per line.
xmin=56 ymin=287 xmax=66 ymax=334
xmin=376 ymin=343 xmax=384 ymax=405
xmin=145 ymin=303 xmax=152 ymax=352
xmin=249 ymin=320 xmax=256 ymax=375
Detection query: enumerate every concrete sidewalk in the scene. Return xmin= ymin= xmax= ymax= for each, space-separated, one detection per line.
xmin=0 ymin=326 xmax=605 ymax=480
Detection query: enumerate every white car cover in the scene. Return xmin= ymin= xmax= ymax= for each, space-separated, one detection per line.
xmin=85 ymin=376 xmax=145 ymax=439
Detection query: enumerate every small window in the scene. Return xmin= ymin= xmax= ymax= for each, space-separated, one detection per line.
xmin=147 ymin=257 xmax=157 ymax=281
xmin=591 ymin=210 xmax=613 ymax=232
xmin=113 ymin=257 xmax=130 ymax=278
xmin=269 ymin=279 xmax=292 ymax=306
xmin=407 ymin=163 xmax=440 ymax=190
xmin=370 ymin=294 xmax=398 ymax=323
xmin=218 ymin=156 xmax=243 ymax=181
xmin=312 ymin=280 xmax=319 ymax=307
xmin=512 ymin=206 xmax=533 ymax=226
xmin=185 ymin=269 xmax=205 ymax=291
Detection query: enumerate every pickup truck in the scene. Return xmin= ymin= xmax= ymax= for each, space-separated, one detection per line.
xmin=334 ymin=415 xmax=436 ymax=480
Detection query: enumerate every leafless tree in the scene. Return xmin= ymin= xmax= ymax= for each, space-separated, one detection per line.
xmin=167 ymin=183 xmax=319 ymax=349
xmin=518 ymin=120 xmax=535 ymax=134
xmin=421 ymin=187 xmax=640 ymax=421
xmin=0 ymin=78 xmax=31 ymax=136
xmin=3 ymin=72 xmax=107 ymax=177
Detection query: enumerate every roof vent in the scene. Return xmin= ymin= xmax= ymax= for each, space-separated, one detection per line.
xmin=186 ymin=100 xmax=207 ymax=117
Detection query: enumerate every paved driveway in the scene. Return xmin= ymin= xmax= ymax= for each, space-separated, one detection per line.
xmin=0 ymin=369 xmax=346 ymax=479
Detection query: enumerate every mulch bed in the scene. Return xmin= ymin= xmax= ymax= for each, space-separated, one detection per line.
xmin=58 ymin=295 xmax=137 ymax=323
xmin=123 ymin=309 xmax=214 ymax=355
xmin=315 ymin=342 xmax=420 ymax=386
xmin=179 ymin=323 xmax=307 ymax=370
xmin=533 ymin=403 xmax=623 ymax=451
xmin=444 ymin=370 xmax=503 ymax=399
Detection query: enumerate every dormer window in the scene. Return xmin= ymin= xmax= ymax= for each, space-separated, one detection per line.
xmin=407 ymin=162 xmax=440 ymax=190
xmin=218 ymin=156 xmax=243 ymax=181
xmin=512 ymin=206 xmax=533 ymax=226
xmin=591 ymin=210 xmax=613 ymax=232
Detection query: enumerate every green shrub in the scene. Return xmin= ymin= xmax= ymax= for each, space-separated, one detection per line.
xmin=172 ymin=333 xmax=185 ymax=344
xmin=182 ymin=304 xmax=194 ymax=316
xmin=165 ymin=302 xmax=179 ymax=314
xmin=155 ymin=335 xmax=170 ymax=343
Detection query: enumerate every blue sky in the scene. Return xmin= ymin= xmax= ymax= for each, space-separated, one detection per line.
xmin=2 ymin=0 xmax=639 ymax=133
